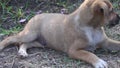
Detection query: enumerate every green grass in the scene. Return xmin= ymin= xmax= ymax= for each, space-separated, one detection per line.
xmin=63 ymin=56 xmax=82 ymax=66
xmin=0 ymin=0 xmax=35 ymax=35
xmin=0 ymin=25 xmax=23 ymax=35
xmin=0 ymin=0 xmax=119 ymax=35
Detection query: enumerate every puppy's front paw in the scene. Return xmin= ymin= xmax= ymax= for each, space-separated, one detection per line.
xmin=94 ymin=59 xmax=108 ymax=68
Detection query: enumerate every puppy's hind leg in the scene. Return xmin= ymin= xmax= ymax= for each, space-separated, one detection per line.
xmin=0 ymin=30 xmax=38 ymax=51
xmin=18 ymin=41 xmax=44 ymax=58
xmin=18 ymin=43 xmax=28 ymax=58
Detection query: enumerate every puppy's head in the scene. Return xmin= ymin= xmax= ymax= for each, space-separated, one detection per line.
xmin=79 ymin=0 xmax=119 ymax=28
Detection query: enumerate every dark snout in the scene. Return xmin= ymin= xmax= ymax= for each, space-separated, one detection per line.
xmin=107 ymin=12 xmax=120 ymax=28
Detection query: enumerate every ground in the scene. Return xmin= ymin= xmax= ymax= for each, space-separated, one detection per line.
xmin=0 ymin=0 xmax=120 ymax=68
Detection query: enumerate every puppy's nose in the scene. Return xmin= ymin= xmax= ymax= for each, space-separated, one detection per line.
xmin=108 ymin=13 xmax=120 ymax=28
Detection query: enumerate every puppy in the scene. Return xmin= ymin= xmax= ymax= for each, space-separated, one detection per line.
xmin=0 ymin=0 xmax=120 ymax=68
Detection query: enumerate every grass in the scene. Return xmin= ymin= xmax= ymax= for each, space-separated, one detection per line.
xmin=0 ymin=1 xmax=119 ymax=67
xmin=0 ymin=25 xmax=23 ymax=35
xmin=0 ymin=0 xmax=36 ymax=35
xmin=0 ymin=0 xmax=79 ymax=35
xmin=63 ymin=57 xmax=82 ymax=66
xmin=0 ymin=0 xmax=119 ymax=35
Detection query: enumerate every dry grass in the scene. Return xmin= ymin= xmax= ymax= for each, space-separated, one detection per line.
xmin=0 ymin=0 xmax=120 ymax=68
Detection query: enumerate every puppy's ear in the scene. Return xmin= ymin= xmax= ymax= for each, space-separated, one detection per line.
xmin=92 ymin=2 xmax=109 ymax=16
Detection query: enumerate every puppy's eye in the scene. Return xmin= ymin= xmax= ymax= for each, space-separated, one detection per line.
xmin=100 ymin=8 xmax=104 ymax=13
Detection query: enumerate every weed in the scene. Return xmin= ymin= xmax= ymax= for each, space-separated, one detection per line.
xmin=0 ymin=24 xmax=23 ymax=35
xmin=0 ymin=0 xmax=119 ymax=35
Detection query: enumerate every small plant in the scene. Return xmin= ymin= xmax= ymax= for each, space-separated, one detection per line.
xmin=0 ymin=0 xmax=119 ymax=36
xmin=0 ymin=25 xmax=23 ymax=35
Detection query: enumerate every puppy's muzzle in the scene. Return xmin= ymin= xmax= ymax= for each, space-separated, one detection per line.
xmin=108 ymin=12 xmax=120 ymax=28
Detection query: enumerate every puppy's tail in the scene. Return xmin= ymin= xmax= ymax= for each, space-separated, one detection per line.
xmin=0 ymin=35 xmax=20 ymax=51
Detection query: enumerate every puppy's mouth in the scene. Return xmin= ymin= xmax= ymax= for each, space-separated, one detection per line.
xmin=107 ymin=13 xmax=120 ymax=28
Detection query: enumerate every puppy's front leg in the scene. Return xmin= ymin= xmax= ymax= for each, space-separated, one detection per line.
xmin=68 ymin=41 xmax=108 ymax=68
xmin=101 ymin=38 xmax=120 ymax=52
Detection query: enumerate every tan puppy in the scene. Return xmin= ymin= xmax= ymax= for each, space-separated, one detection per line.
xmin=0 ymin=0 xmax=120 ymax=68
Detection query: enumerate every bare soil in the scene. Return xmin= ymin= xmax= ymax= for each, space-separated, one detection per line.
xmin=0 ymin=36 xmax=120 ymax=68
xmin=0 ymin=0 xmax=120 ymax=68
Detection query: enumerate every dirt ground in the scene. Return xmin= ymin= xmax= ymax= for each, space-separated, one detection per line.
xmin=0 ymin=0 xmax=120 ymax=68
xmin=0 ymin=33 xmax=120 ymax=68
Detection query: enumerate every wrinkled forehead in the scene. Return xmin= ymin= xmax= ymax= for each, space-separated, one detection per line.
xmin=85 ymin=0 xmax=113 ymax=10
xmin=102 ymin=0 xmax=113 ymax=11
